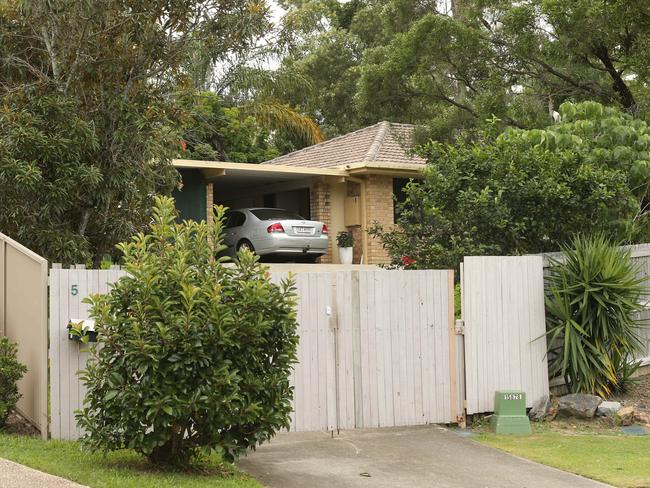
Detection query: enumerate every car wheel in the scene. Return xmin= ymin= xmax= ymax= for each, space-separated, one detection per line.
xmin=237 ymin=239 xmax=255 ymax=253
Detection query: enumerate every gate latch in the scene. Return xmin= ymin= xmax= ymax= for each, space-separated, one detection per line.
xmin=454 ymin=319 xmax=465 ymax=335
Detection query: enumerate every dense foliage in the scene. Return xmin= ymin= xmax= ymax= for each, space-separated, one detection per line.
xmin=546 ymin=235 xmax=648 ymax=396
xmin=0 ymin=0 xmax=277 ymax=265
xmin=178 ymin=91 xmax=281 ymax=163
xmin=77 ymin=197 xmax=299 ymax=466
xmin=372 ymin=102 xmax=643 ymax=270
xmin=274 ymin=0 xmax=650 ymax=138
xmin=0 ymin=337 xmax=27 ymax=427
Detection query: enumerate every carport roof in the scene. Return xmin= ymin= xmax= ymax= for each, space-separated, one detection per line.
xmin=173 ymin=159 xmax=347 ymax=183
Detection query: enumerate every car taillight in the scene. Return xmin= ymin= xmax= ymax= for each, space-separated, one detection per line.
xmin=322 ymin=224 xmax=328 ymax=235
xmin=267 ymin=222 xmax=285 ymax=233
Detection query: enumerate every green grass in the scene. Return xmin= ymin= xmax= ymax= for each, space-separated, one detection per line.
xmin=476 ymin=425 xmax=650 ymax=488
xmin=0 ymin=432 xmax=261 ymax=488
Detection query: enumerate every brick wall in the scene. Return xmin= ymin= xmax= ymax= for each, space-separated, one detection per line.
xmin=206 ymin=182 xmax=214 ymax=225
xmin=365 ymin=175 xmax=393 ymax=264
xmin=310 ymin=181 xmax=332 ymax=263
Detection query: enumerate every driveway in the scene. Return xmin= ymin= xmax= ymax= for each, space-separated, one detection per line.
xmin=0 ymin=458 xmax=88 ymax=488
xmin=238 ymin=425 xmax=612 ymax=488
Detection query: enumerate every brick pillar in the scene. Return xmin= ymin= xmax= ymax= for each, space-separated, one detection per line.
xmin=365 ymin=175 xmax=393 ymax=264
xmin=206 ymin=182 xmax=214 ymax=225
xmin=346 ymin=182 xmax=363 ymax=264
xmin=310 ymin=181 xmax=332 ymax=263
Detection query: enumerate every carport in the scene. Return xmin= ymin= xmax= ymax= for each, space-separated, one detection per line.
xmin=171 ymin=122 xmax=426 ymax=265
xmin=172 ymin=160 xmax=351 ymax=262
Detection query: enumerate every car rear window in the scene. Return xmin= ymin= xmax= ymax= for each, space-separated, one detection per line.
xmin=251 ymin=209 xmax=305 ymax=221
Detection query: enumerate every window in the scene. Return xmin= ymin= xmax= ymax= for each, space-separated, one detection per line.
xmin=250 ymin=209 xmax=305 ymax=221
xmin=393 ymin=178 xmax=411 ymax=221
xmin=224 ymin=211 xmax=246 ymax=228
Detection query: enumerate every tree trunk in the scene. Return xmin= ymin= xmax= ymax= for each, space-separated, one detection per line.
xmin=592 ymin=44 xmax=636 ymax=109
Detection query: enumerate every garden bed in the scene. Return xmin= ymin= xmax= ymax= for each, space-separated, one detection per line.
xmin=475 ymin=374 xmax=650 ymax=488
xmin=612 ymin=371 xmax=650 ymax=414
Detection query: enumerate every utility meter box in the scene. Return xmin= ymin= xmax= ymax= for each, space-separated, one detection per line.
xmin=344 ymin=196 xmax=361 ymax=227
xmin=490 ymin=390 xmax=532 ymax=435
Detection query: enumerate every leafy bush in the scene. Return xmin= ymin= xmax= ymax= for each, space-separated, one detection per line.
xmin=372 ymin=103 xmax=647 ymax=270
xmin=545 ymin=235 xmax=648 ymax=397
xmin=336 ymin=231 xmax=354 ymax=248
xmin=0 ymin=337 xmax=28 ymax=426
xmin=76 ymin=196 xmax=299 ymax=466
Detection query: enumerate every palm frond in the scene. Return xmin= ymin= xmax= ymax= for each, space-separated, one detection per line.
xmin=242 ymin=99 xmax=324 ymax=145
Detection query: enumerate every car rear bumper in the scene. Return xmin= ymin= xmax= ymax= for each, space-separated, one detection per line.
xmin=256 ymin=234 xmax=329 ymax=256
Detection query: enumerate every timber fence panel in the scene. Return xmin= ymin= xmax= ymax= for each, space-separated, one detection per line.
xmin=462 ymin=256 xmax=549 ymax=415
xmin=49 ymin=267 xmax=458 ymax=439
xmin=49 ymin=267 xmax=127 ymax=440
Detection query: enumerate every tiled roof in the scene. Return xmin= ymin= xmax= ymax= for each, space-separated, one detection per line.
xmin=262 ymin=121 xmax=426 ymax=169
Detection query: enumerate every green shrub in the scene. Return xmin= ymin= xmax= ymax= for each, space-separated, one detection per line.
xmin=0 ymin=337 xmax=28 ymax=426
xmin=336 ymin=231 xmax=354 ymax=248
xmin=545 ymin=234 xmax=648 ymax=397
xmin=76 ymin=196 xmax=299 ymax=466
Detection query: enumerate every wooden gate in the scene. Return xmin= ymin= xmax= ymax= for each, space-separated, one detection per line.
xmin=50 ymin=267 xmax=458 ymax=439
xmin=461 ymin=256 xmax=549 ymax=414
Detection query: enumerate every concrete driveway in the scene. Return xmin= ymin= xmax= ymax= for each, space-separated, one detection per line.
xmin=238 ymin=426 xmax=612 ymax=488
xmin=0 ymin=458 xmax=88 ymax=488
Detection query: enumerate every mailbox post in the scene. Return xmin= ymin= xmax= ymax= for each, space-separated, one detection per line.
xmin=491 ymin=390 xmax=532 ymax=435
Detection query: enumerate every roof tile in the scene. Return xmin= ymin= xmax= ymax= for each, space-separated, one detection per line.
xmin=262 ymin=121 xmax=426 ymax=169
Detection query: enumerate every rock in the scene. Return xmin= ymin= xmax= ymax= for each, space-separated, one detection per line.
xmin=528 ymin=395 xmax=551 ymax=421
xmin=616 ymin=406 xmax=635 ymax=426
xmin=557 ymin=393 xmax=602 ymax=419
xmin=634 ymin=411 xmax=650 ymax=425
xmin=597 ymin=401 xmax=622 ymax=417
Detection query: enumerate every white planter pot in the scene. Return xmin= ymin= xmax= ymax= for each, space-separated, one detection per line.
xmin=338 ymin=246 xmax=353 ymax=265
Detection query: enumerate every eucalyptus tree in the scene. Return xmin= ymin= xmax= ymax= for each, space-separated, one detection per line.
xmin=274 ymin=0 xmax=650 ymax=138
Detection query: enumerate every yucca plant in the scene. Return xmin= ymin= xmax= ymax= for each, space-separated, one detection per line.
xmin=545 ymin=234 xmax=648 ymax=397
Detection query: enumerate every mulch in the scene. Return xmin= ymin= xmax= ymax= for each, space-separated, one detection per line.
xmin=612 ymin=372 xmax=650 ymax=413
xmin=1 ymin=412 xmax=40 ymax=437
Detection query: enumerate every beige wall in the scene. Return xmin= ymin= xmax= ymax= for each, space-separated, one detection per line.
xmin=0 ymin=234 xmax=48 ymax=438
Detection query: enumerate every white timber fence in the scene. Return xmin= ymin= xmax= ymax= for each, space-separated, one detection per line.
xmin=49 ymin=256 xmax=553 ymax=440
xmin=49 ymin=266 xmax=461 ymax=440
xmin=461 ymin=256 xmax=549 ymax=414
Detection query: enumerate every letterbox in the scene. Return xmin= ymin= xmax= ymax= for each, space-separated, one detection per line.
xmin=490 ymin=390 xmax=532 ymax=435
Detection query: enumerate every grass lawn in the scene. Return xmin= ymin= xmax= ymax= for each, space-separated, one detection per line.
xmin=476 ymin=423 xmax=650 ymax=488
xmin=0 ymin=432 xmax=261 ymax=488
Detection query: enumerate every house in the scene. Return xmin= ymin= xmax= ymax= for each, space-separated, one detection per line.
xmin=172 ymin=121 xmax=425 ymax=264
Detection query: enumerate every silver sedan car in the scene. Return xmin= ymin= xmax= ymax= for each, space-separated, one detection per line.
xmin=222 ymin=208 xmax=329 ymax=262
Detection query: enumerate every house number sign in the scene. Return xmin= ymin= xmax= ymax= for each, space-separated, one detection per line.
xmin=71 ymin=284 xmax=79 ymax=296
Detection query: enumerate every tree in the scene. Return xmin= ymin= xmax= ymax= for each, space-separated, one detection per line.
xmin=273 ymin=0 xmax=650 ymax=139
xmin=178 ymin=91 xmax=281 ymax=163
xmin=77 ymin=197 xmax=299 ymax=466
xmin=0 ymin=0 xmax=271 ymax=264
xmin=371 ymin=102 xmax=645 ymax=270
